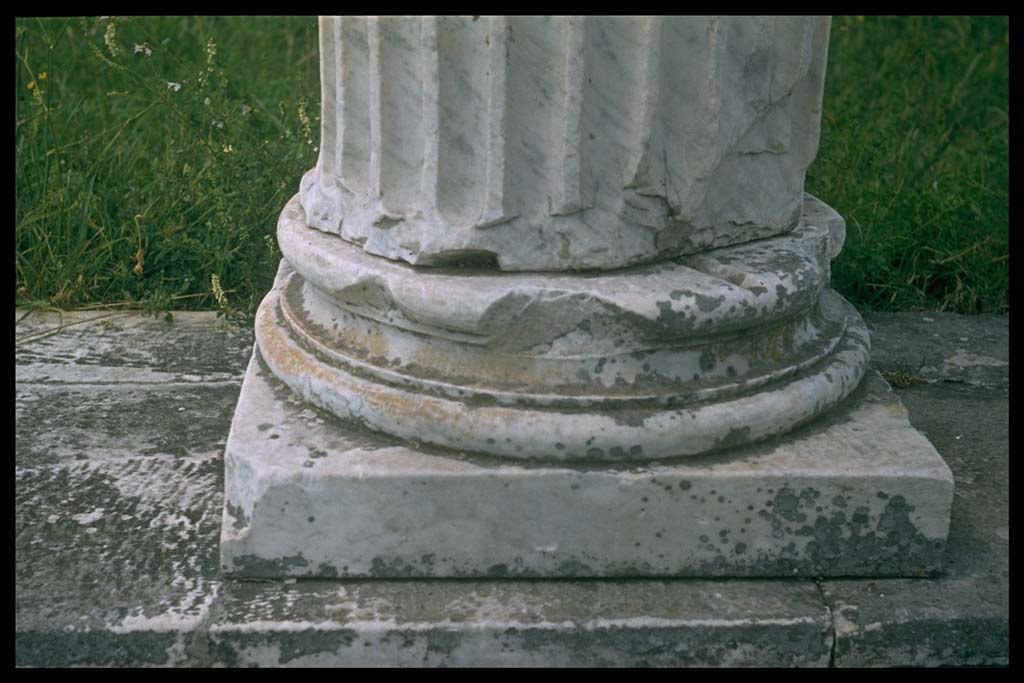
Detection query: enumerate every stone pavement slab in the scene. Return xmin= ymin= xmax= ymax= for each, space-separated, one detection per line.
xmin=15 ymin=310 xmax=1008 ymax=667
xmin=206 ymin=580 xmax=832 ymax=667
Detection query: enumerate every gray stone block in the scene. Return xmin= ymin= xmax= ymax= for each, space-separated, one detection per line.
xmin=222 ymin=349 xmax=953 ymax=579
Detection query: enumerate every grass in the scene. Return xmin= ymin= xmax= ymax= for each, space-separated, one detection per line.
xmin=807 ymin=16 xmax=1008 ymax=314
xmin=15 ymin=16 xmax=1009 ymax=317
xmin=16 ymin=17 xmax=320 ymax=318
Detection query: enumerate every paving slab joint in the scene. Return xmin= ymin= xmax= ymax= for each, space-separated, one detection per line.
xmin=814 ymin=577 xmax=838 ymax=668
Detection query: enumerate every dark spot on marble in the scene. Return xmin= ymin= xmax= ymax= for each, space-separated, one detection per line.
xmin=699 ymin=351 xmax=716 ymax=372
xmin=226 ymin=500 xmax=249 ymax=530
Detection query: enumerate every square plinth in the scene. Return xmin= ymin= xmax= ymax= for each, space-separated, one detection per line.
xmin=221 ymin=348 xmax=954 ymax=578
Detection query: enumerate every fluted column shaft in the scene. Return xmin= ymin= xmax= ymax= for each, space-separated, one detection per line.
xmin=301 ymin=16 xmax=831 ymax=271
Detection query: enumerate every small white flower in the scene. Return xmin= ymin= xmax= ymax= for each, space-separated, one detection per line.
xmin=204 ymin=96 xmax=211 ymax=106
xmin=166 ymin=81 xmax=182 ymax=92
xmin=134 ymin=42 xmax=152 ymax=56
xmin=222 ymin=144 xmax=234 ymax=153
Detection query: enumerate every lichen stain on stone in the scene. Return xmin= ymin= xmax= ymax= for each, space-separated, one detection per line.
xmin=520 ymin=618 xmax=821 ymax=666
xmin=713 ymin=425 xmax=751 ymax=452
xmin=771 ymin=485 xmax=817 ymax=524
xmin=607 ymin=409 xmax=650 ymax=428
xmin=17 ymin=631 xmax=181 ymax=667
xmin=693 ymin=292 xmax=726 ymax=313
xmin=423 ymin=629 xmax=464 ymax=661
xmin=232 ymin=553 xmax=309 ymax=576
xmin=774 ymin=283 xmax=792 ymax=308
xmin=314 ymin=562 xmax=339 ymax=577
xmin=763 ymin=486 xmax=945 ymax=575
xmin=556 ymin=559 xmax=595 ymax=576
xmin=654 ymin=300 xmax=693 ymax=330
xmin=369 ymin=556 xmax=421 ymax=578
xmin=269 ymin=628 xmax=358 ymax=664
xmin=225 ymin=500 xmax=249 ymax=530
xmin=747 ymin=284 xmax=768 ymax=296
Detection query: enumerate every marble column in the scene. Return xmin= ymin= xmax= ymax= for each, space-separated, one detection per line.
xmin=222 ymin=16 xmax=953 ymax=579
xmin=301 ymin=16 xmax=830 ymax=269
xmin=261 ymin=15 xmax=867 ymax=461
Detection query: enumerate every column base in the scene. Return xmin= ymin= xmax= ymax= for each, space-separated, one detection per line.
xmin=221 ymin=323 xmax=953 ymax=579
xmin=263 ymin=194 xmax=869 ymax=461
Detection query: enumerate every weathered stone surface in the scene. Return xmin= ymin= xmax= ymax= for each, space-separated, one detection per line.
xmin=280 ymin=192 xmax=847 ymax=344
xmin=264 ymin=194 xmax=867 ymax=460
xmin=208 ymin=580 xmax=832 ymax=667
xmin=222 ymin=346 xmax=951 ymax=578
xmin=302 ymin=16 xmax=831 ymax=270
xmin=865 ymin=313 xmax=1008 ymax=388
xmin=823 ymin=380 xmax=1009 ymax=667
xmin=15 ymin=312 xmax=243 ymax=666
xmin=15 ymin=310 xmax=253 ymax=385
xmin=16 ymin=449 xmax=223 ymax=667
xmin=14 ymin=310 xmax=1009 ymax=666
